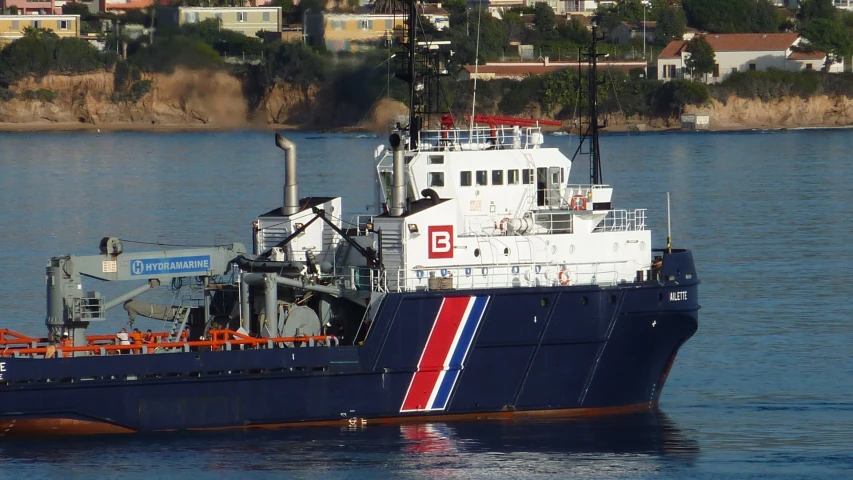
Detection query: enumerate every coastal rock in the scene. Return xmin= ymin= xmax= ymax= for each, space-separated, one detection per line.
xmin=684 ymin=95 xmax=853 ymax=129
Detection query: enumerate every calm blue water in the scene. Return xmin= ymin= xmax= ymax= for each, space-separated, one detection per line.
xmin=0 ymin=129 xmax=851 ymax=478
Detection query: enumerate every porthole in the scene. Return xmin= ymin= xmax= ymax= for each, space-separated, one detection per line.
xmin=640 ymin=241 xmax=646 ymax=251
xmin=551 ymin=245 xmax=557 ymax=255
xmin=610 ymin=295 xmax=617 ymax=304
xmin=474 ymin=248 xmax=480 ymax=257
xmin=613 ymin=243 xmax=619 ymax=252
xmin=658 ymin=293 xmax=664 ymax=302
xmin=503 ymin=247 xmax=510 ymax=256
xmin=569 ymin=245 xmax=575 ymax=254
xmin=581 ymin=296 xmax=588 ymax=306
xmin=541 ymin=297 xmax=549 ymax=307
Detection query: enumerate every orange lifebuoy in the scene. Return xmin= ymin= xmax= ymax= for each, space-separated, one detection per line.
xmin=498 ymin=217 xmax=510 ymax=232
xmin=558 ymin=268 xmax=570 ymax=285
xmin=570 ymin=195 xmax=587 ymax=211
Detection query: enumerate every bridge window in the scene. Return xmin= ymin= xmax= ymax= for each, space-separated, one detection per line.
xmin=522 ymin=168 xmax=534 ymax=185
xmin=475 ymin=170 xmax=488 ymax=186
xmin=428 ymin=172 xmax=445 ymax=187
xmin=428 ymin=155 xmax=444 ymax=164
xmin=508 ymin=169 xmax=519 ymax=184
xmin=491 ymin=170 xmax=503 ymax=185
xmin=460 ymin=171 xmax=472 ymax=186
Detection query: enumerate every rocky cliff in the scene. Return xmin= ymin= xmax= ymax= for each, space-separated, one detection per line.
xmin=684 ymin=95 xmax=853 ymax=130
xmin=3 ymin=69 xmax=853 ymax=131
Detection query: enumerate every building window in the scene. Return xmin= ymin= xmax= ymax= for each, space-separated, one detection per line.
xmin=237 ymin=12 xmax=247 ymax=22
xmin=32 ymin=20 xmax=41 ymax=29
xmin=359 ymin=19 xmax=373 ymax=30
xmin=215 ymin=13 xmax=222 ymax=21
xmin=668 ymin=65 xmax=676 ymax=78
xmin=428 ymin=155 xmax=444 ymax=164
xmin=749 ymin=63 xmax=757 ymax=71
xmin=385 ymin=19 xmax=392 ymax=29
xmin=713 ymin=63 xmax=719 ymax=78
xmin=522 ymin=168 xmax=534 ymax=185
xmin=806 ymin=63 xmax=813 ymax=70
xmin=59 ymin=20 xmax=69 ymax=30
xmin=475 ymin=170 xmax=488 ymax=186
xmin=661 ymin=65 xmax=667 ymax=78
xmin=11 ymin=20 xmax=18 ymax=30
xmin=491 ymin=170 xmax=504 ymax=185
xmin=508 ymin=169 xmax=520 ymax=185
xmin=263 ymin=11 xmax=270 ymax=22
xmin=428 ymin=172 xmax=445 ymax=187
xmin=731 ymin=67 xmax=737 ymax=74
xmin=460 ymin=171 xmax=472 ymax=186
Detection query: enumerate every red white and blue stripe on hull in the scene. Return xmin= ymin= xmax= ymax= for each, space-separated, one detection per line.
xmin=400 ymin=296 xmax=490 ymax=412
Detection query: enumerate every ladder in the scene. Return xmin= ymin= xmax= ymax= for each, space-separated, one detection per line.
xmin=166 ymin=306 xmax=191 ymax=343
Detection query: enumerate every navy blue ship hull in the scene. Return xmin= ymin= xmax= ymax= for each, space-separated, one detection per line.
xmin=0 ymin=251 xmax=699 ymax=436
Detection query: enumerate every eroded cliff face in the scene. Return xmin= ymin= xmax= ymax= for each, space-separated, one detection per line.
xmin=4 ymin=70 xmax=853 ymax=131
xmin=1 ymin=69 xmax=253 ymax=127
xmin=684 ymin=95 xmax=853 ymax=129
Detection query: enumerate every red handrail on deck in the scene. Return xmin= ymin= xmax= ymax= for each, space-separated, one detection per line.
xmin=0 ymin=329 xmax=339 ymax=358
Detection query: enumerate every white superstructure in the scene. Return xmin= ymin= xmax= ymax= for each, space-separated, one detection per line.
xmin=362 ymin=123 xmax=651 ymax=292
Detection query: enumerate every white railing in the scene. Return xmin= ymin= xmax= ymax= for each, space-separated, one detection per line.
xmin=416 ymin=125 xmax=546 ymax=152
xmin=332 ymin=260 xmax=642 ymax=293
xmin=346 ymin=214 xmax=375 ymax=237
xmin=596 ymin=209 xmax=647 ymax=232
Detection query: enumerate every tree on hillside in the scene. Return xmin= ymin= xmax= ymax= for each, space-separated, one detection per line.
xmin=61 ymin=2 xmax=91 ymax=17
xmin=750 ymin=0 xmax=780 ymax=33
xmin=799 ymin=18 xmax=853 ymax=71
xmin=654 ymin=6 xmax=686 ymax=46
xmin=684 ymin=36 xmax=715 ymax=80
xmin=447 ymin=9 xmax=507 ymax=64
xmin=533 ymin=3 xmax=556 ymax=36
xmin=797 ymin=0 xmax=835 ymax=24
xmin=683 ymin=0 xmax=778 ymax=33
xmin=503 ymin=11 xmax=526 ymax=43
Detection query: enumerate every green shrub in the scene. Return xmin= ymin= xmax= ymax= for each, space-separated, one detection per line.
xmin=498 ymin=76 xmax=542 ymax=115
xmin=711 ymin=69 xmax=821 ymax=101
xmin=650 ymin=80 xmax=710 ymax=116
xmin=0 ymin=87 xmax=15 ymax=101
xmin=21 ymin=88 xmax=58 ymax=102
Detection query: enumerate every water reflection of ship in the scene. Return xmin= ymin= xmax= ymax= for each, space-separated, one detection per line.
xmin=399 ymin=412 xmax=699 ymax=458
xmin=0 ymin=413 xmax=697 ymax=473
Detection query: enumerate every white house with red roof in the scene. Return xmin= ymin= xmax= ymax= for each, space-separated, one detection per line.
xmin=656 ymin=33 xmax=843 ymax=83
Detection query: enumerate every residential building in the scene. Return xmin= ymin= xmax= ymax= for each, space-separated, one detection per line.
xmin=459 ymin=58 xmax=647 ymax=81
xmin=166 ymin=7 xmax=282 ymax=36
xmin=657 ymin=33 xmax=843 ymax=83
xmin=105 ymin=0 xmax=156 ymax=14
xmin=608 ymin=21 xmax=655 ymax=46
xmin=562 ymin=0 xmax=597 ymax=13
xmin=0 ymin=14 xmax=80 ymax=43
xmin=834 ymin=0 xmax=853 ymax=10
xmin=306 ymin=13 xmax=405 ymax=52
xmin=2 ymin=0 xmax=56 ymax=15
xmin=418 ymin=3 xmax=449 ymax=31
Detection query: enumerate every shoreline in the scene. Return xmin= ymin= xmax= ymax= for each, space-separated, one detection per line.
xmin=1 ymin=120 xmax=850 ymax=134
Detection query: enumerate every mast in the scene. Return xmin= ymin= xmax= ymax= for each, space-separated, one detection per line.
xmin=395 ymin=0 xmax=452 ymax=150
xmin=589 ymin=20 xmax=602 ymax=185
xmin=570 ymin=17 xmax=604 ymax=185
xmin=407 ymin=0 xmax=417 ymax=150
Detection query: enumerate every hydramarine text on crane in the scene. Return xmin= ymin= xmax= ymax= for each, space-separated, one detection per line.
xmin=129 ymin=256 xmax=212 ymax=276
